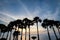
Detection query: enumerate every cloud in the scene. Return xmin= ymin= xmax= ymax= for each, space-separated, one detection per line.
xmin=0 ymin=11 xmax=15 ymax=25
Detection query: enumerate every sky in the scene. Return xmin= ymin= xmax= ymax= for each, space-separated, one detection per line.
xmin=0 ymin=0 xmax=60 ymax=40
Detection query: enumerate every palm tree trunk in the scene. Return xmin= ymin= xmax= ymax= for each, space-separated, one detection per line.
xmin=13 ymin=36 xmax=15 ymax=40
xmin=58 ymin=28 xmax=60 ymax=35
xmin=36 ymin=22 xmax=40 ymax=40
xmin=13 ymin=36 xmax=14 ymax=40
xmin=6 ymin=32 xmax=9 ymax=40
xmin=29 ymin=26 xmax=30 ymax=40
xmin=0 ymin=30 xmax=1 ymax=36
xmin=25 ymin=28 xmax=27 ymax=40
xmin=21 ymin=28 xmax=23 ymax=40
xmin=16 ymin=36 xmax=18 ymax=40
xmin=47 ymin=27 xmax=51 ymax=40
xmin=0 ymin=32 xmax=1 ymax=37
xmin=2 ymin=33 xmax=4 ymax=38
xmin=52 ymin=26 xmax=58 ymax=40
xmin=9 ymin=31 xmax=12 ymax=40
xmin=17 ymin=36 xmax=18 ymax=40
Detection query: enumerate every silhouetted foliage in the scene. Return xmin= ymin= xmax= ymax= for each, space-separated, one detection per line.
xmin=0 ymin=17 xmax=60 ymax=40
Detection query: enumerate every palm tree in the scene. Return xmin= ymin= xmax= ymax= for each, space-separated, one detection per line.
xmin=41 ymin=22 xmax=51 ymax=40
xmin=16 ymin=19 xmax=24 ymax=40
xmin=0 ymin=24 xmax=6 ymax=37
xmin=13 ymin=31 xmax=20 ymax=40
xmin=1 ymin=27 xmax=7 ymax=38
xmin=5 ymin=27 xmax=10 ymax=40
xmin=21 ymin=28 xmax=23 ymax=40
xmin=31 ymin=36 xmax=37 ymax=40
xmin=48 ymin=20 xmax=58 ymax=40
xmin=0 ymin=24 xmax=7 ymax=40
xmin=8 ymin=21 xmax=14 ymax=40
xmin=23 ymin=18 xmax=34 ymax=40
xmin=6 ymin=26 xmax=13 ymax=40
xmin=44 ymin=19 xmax=59 ymax=40
xmin=53 ymin=21 xmax=60 ymax=35
xmin=23 ymin=18 xmax=28 ymax=40
xmin=33 ymin=17 xmax=42 ymax=40
xmin=8 ymin=20 xmax=21 ymax=40
xmin=27 ymin=20 xmax=34 ymax=40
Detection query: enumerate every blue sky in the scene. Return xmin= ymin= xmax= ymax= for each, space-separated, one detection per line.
xmin=0 ymin=0 xmax=60 ymax=23
xmin=0 ymin=0 xmax=60 ymax=40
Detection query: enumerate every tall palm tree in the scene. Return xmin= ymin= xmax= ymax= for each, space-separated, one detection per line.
xmin=8 ymin=21 xmax=14 ymax=40
xmin=48 ymin=20 xmax=58 ymax=40
xmin=13 ymin=31 xmax=20 ymax=40
xmin=44 ymin=19 xmax=59 ymax=40
xmin=5 ymin=27 xmax=10 ymax=40
xmin=41 ymin=22 xmax=51 ymax=40
xmin=23 ymin=18 xmax=34 ymax=40
xmin=16 ymin=19 xmax=24 ymax=40
xmin=0 ymin=24 xmax=6 ymax=37
xmin=33 ymin=17 xmax=42 ymax=40
xmin=6 ymin=26 xmax=13 ymax=40
xmin=53 ymin=21 xmax=60 ymax=35
xmin=9 ymin=20 xmax=21 ymax=40
xmin=1 ymin=27 xmax=7 ymax=38
xmin=23 ymin=18 xmax=29 ymax=40
xmin=27 ymin=19 xmax=34 ymax=40
xmin=0 ymin=24 xmax=7 ymax=40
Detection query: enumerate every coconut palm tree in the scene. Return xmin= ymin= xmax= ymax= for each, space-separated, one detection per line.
xmin=44 ymin=19 xmax=59 ymax=40
xmin=23 ymin=18 xmax=34 ymax=40
xmin=8 ymin=21 xmax=14 ymax=40
xmin=0 ymin=24 xmax=7 ymax=40
xmin=27 ymin=19 xmax=34 ymax=40
xmin=48 ymin=20 xmax=58 ymax=40
xmin=6 ymin=26 xmax=14 ymax=40
xmin=23 ymin=18 xmax=29 ymax=40
xmin=13 ymin=31 xmax=20 ymax=40
xmin=33 ymin=17 xmax=42 ymax=40
xmin=41 ymin=22 xmax=51 ymax=40
xmin=0 ymin=24 xmax=6 ymax=37
xmin=53 ymin=21 xmax=60 ymax=35
xmin=1 ymin=27 xmax=7 ymax=38
xmin=16 ymin=19 xmax=24 ymax=40
xmin=8 ymin=20 xmax=21 ymax=40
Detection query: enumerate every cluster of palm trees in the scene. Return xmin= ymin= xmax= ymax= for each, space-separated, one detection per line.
xmin=0 ymin=16 xmax=60 ymax=40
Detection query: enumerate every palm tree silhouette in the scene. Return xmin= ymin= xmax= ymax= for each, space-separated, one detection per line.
xmin=47 ymin=20 xmax=59 ymax=40
xmin=8 ymin=20 xmax=22 ymax=40
xmin=53 ymin=21 xmax=60 ymax=35
xmin=41 ymin=22 xmax=51 ymax=40
xmin=23 ymin=18 xmax=34 ymax=40
xmin=27 ymin=19 xmax=34 ymax=40
xmin=31 ymin=36 xmax=37 ymax=40
xmin=0 ymin=24 xmax=7 ymax=40
xmin=33 ymin=17 xmax=42 ymax=40
xmin=13 ymin=31 xmax=20 ymax=40
xmin=0 ymin=24 xmax=6 ymax=37
xmin=15 ymin=19 xmax=24 ymax=40
xmin=7 ymin=21 xmax=14 ymax=40
xmin=23 ymin=18 xmax=28 ymax=40
xmin=44 ymin=19 xmax=59 ymax=40
xmin=5 ymin=27 xmax=10 ymax=40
